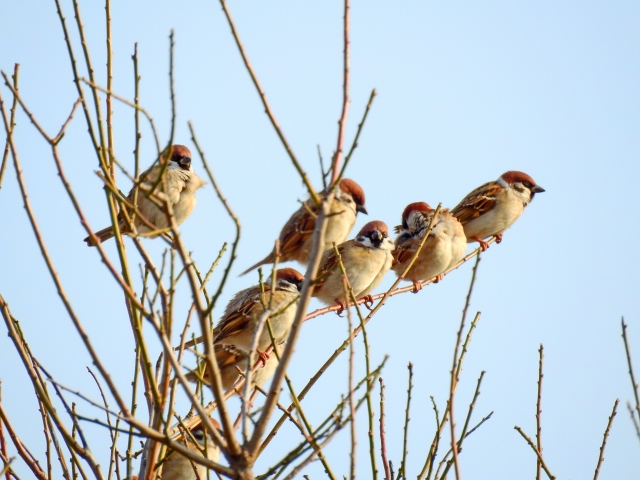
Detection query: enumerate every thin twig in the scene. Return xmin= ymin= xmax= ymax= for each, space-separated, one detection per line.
xmin=536 ymin=344 xmax=544 ymax=480
xmin=330 ymin=0 xmax=351 ymax=185
xmin=621 ymin=318 xmax=640 ymax=433
xmin=378 ymin=378 xmax=391 ymax=480
xmin=449 ymin=255 xmax=481 ymax=480
xmin=218 ymin=0 xmax=318 ymax=203
xmin=593 ymin=399 xmax=619 ymax=480
xmin=188 ymin=122 xmax=241 ymax=314
xmin=0 ymin=64 xmax=19 ymax=190
xmin=398 ymin=364 xmax=413 ymax=480
xmin=337 ymin=89 xmax=376 ymax=183
xmin=514 ymin=426 xmax=556 ymax=480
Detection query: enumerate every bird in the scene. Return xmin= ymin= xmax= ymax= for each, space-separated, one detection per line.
xmin=392 ymin=202 xmax=467 ymax=292
xmin=451 ymin=171 xmax=545 ymax=251
xmin=84 ymin=144 xmax=205 ymax=246
xmin=187 ymin=268 xmax=304 ymax=389
xmin=312 ymin=221 xmax=394 ymax=308
xmin=240 ymin=178 xmax=367 ymax=275
xmin=160 ymin=421 xmax=220 ymax=480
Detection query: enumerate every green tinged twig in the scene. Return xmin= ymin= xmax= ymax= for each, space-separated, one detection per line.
xmin=514 ymin=426 xmax=555 ymax=480
xmin=188 ymin=122 xmax=241 ymax=316
xmin=448 ymin=254 xmax=481 ymax=480
xmin=398 ymin=364 xmax=413 ymax=480
xmin=536 ymin=344 xmax=544 ymax=480
xmin=378 ymin=378 xmax=391 ymax=480
xmin=0 ymin=64 xmax=19 ymax=190
xmin=593 ymin=399 xmax=619 ymax=480
xmin=621 ymin=318 xmax=640 ymax=439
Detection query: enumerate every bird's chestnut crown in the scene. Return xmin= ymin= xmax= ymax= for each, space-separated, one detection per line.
xmin=165 ymin=144 xmax=192 ymax=170
xmin=275 ymin=268 xmax=305 ymax=291
xmin=500 ymin=171 xmax=545 ymax=195
xmin=339 ymin=178 xmax=367 ymax=214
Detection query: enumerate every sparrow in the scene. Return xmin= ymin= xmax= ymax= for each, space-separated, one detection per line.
xmin=312 ymin=221 xmax=395 ymax=308
xmin=240 ymin=178 xmax=367 ymax=275
xmin=451 ymin=170 xmax=545 ymax=251
xmin=160 ymin=422 xmax=220 ymax=480
xmin=187 ymin=268 xmax=304 ymax=389
xmin=84 ymin=145 xmax=205 ymax=246
xmin=392 ymin=202 xmax=467 ymax=291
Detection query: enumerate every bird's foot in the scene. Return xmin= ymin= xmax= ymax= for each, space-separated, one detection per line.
xmin=335 ymin=300 xmax=347 ymax=317
xmin=256 ymin=348 xmax=270 ymax=367
xmin=494 ymin=234 xmax=503 ymax=244
xmin=411 ymin=281 xmax=423 ymax=293
xmin=471 ymin=237 xmax=490 ymax=251
xmin=362 ymin=295 xmax=374 ymax=310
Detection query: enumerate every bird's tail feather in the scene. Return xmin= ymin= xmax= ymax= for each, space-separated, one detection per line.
xmin=239 ymin=252 xmax=275 ymax=276
xmin=84 ymin=226 xmax=116 ymax=247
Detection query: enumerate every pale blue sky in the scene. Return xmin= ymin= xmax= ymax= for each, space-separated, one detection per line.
xmin=1 ymin=1 xmax=639 ymax=478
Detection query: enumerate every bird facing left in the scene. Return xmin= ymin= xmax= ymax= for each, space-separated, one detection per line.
xmin=84 ymin=144 xmax=205 ymax=246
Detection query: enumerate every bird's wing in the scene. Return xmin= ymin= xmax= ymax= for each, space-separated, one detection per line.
xmin=451 ymin=182 xmax=501 ymax=225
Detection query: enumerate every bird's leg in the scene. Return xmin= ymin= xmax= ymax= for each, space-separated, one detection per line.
xmin=255 ymin=348 xmax=270 ymax=367
xmin=362 ymin=295 xmax=374 ymax=310
xmin=494 ymin=233 xmax=503 ymax=244
xmin=334 ymin=299 xmax=347 ymax=317
xmin=471 ymin=236 xmax=490 ymax=251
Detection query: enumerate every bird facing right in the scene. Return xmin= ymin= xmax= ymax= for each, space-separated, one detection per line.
xmin=187 ymin=268 xmax=304 ymax=390
xmin=84 ymin=144 xmax=205 ymax=246
xmin=451 ymin=170 xmax=545 ymax=251
xmin=392 ymin=202 xmax=467 ymax=291
xmin=241 ymin=178 xmax=367 ymax=275
xmin=312 ymin=220 xmax=395 ymax=307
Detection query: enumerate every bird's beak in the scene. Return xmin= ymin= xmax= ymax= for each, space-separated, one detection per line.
xmin=532 ymin=185 xmax=545 ymax=193
xmin=357 ymin=205 xmax=368 ymax=215
xmin=179 ymin=157 xmax=192 ymax=169
xmin=372 ymin=231 xmax=382 ymax=242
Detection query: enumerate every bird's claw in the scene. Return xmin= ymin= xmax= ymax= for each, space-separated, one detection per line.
xmin=363 ymin=295 xmax=374 ymax=310
xmin=256 ymin=348 xmax=270 ymax=367
xmin=411 ymin=281 xmax=422 ymax=293
xmin=494 ymin=234 xmax=503 ymax=244
xmin=335 ymin=300 xmax=347 ymax=317
xmin=472 ymin=237 xmax=490 ymax=252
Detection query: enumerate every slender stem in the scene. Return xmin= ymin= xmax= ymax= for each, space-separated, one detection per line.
xmin=378 ymin=378 xmax=391 ymax=480
xmin=344 ymin=278 xmax=357 ymax=480
xmin=593 ymin=399 xmax=619 ymax=480
xmin=514 ymin=426 xmax=555 ymax=480
xmin=621 ymin=318 xmax=640 ymax=430
xmin=217 ymin=0 xmax=318 ymax=204
xmin=188 ymin=122 xmax=241 ymax=315
xmin=536 ymin=344 xmax=544 ymax=480
xmin=448 ymin=254 xmax=481 ymax=480
xmin=105 ymin=0 xmax=114 ymax=180
xmin=331 ymin=0 xmax=350 ymax=184
xmin=398 ymin=364 xmax=413 ymax=480
xmin=337 ymin=89 xmax=376 ymax=183
xmin=0 ymin=63 xmax=19 ymax=190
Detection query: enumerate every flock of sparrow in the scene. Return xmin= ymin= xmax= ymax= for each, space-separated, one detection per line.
xmin=84 ymin=145 xmax=545 ymax=478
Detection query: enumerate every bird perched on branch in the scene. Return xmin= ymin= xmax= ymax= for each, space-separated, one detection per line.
xmin=187 ymin=268 xmax=304 ymax=389
xmin=312 ymin=221 xmax=394 ymax=309
xmin=451 ymin=170 xmax=545 ymax=251
xmin=84 ymin=144 xmax=205 ymax=246
xmin=392 ymin=202 xmax=466 ymax=292
xmin=240 ymin=178 xmax=367 ymax=275
xmin=160 ymin=421 xmax=220 ymax=480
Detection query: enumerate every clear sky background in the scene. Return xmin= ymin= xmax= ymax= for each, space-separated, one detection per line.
xmin=1 ymin=1 xmax=639 ymax=479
